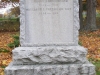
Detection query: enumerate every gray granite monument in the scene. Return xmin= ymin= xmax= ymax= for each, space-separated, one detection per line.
xmin=5 ymin=0 xmax=96 ymax=75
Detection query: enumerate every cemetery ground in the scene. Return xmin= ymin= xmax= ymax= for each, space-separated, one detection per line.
xmin=0 ymin=18 xmax=19 ymax=32
xmin=0 ymin=31 xmax=100 ymax=75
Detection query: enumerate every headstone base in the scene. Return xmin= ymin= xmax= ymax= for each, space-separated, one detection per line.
xmin=10 ymin=46 xmax=89 ymax=65
xmin=5 ymin=46 xmax=96 ymax=75
xmin=5 ymin=63 xmax=95 ymax=75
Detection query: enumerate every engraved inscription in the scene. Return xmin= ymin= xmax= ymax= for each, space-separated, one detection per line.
xmin=25 ymin=0 xmax=74 ymax=45
xmin=26 ymin=0 xmax=72 ymax=15
xmin=33 ymin=0 xmax=68 ymax=2
xmin=26 ymin=8 xmax=71 ymax=15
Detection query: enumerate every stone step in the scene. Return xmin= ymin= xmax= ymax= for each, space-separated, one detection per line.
xmin=12 ymin=46 xmax=88 ymax=65
xmin=5 ymin=63 xmax=95 ymax=75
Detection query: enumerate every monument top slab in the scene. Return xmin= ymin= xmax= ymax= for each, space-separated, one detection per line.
xmin=20 ymin=0 xmax=79 ymax=47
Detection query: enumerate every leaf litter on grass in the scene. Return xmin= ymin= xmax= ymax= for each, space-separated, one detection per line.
xmin=0 ymin=30 xmax=100 ymax=74
xmin=0 ymin=32 xmax=17 ymax=75
xmin=79 ymin=30 xmax=100 ymax=61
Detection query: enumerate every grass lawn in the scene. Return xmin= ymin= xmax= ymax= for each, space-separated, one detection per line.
xmin=93 ymin=61 xmax=100 ymax=75
xmin=0 ymin=18 xmax=19 ymax=32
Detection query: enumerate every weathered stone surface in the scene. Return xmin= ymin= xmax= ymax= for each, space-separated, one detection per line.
xmin=5 ymin=63 xmax=95 ymax=75
xmin=20 ymin=0 xmax=79 ymax=46
xmin=69 ymin=65 xmax=79 ymax=75
xmin=12 ymin=46 xmax=88 ymax=65
xmin=80 ymin=64 xmax=96 ymax=75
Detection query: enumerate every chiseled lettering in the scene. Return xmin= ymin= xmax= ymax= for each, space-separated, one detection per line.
xmin=34 ymin=0 xmax=68 ymax=2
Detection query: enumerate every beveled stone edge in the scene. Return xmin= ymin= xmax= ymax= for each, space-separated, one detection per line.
xmin=5 ymin=63 xmax=96 ymax=75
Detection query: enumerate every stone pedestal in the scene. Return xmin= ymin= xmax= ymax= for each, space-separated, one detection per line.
xmin=5 ymin=46 xmax=96 ymax=75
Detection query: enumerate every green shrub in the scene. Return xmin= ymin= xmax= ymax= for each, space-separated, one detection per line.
xmin=0 ymin=48 xmax=10 ymax=53
xmin=78 ymin=41 xmax=83 ymax=46
xmin=13 ymin=35 xmax=19 ymax=40
xmin=13 ymin=39 xmax=19 ymax=47
xmin=7 ymin=35 xmax=20 ymax=48
xmin=7 ymin=43 xmax=15 ymax=48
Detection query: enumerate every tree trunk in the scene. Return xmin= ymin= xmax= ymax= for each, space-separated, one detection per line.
xmin=79 ymin=0 xmax=84 ymax=30
xmin=85 ymin=0 xmax=97 ymax=31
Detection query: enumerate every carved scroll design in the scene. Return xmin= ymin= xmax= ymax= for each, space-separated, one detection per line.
xmin=73 ymin=0 xmax=80 ymax=45
xmin=20 ymin=0 xmax=26 ymax=45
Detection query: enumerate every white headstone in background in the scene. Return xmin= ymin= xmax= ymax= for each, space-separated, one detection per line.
xmin=20 ymin=0 xmax=79 ymax=46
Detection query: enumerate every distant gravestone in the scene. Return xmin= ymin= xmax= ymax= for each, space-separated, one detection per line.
xmin=5 ymin=0 xmax=96 ymax=75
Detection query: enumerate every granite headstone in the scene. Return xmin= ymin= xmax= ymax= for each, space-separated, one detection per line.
xmin=5 ymin=0 xmax=96 ymax=75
